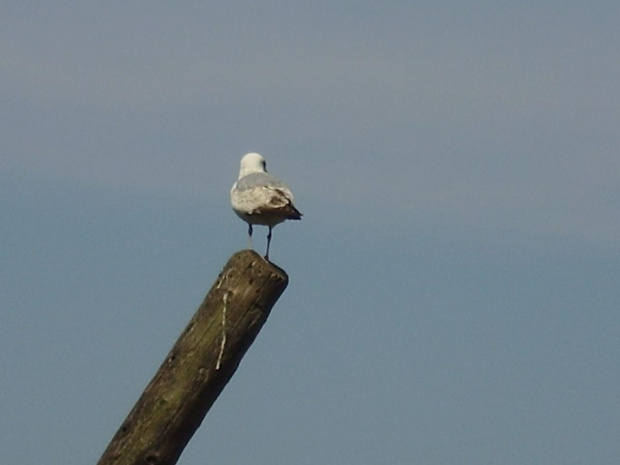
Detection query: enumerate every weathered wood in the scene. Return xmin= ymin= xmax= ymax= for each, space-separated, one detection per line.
xmin=97 ymin=250 xmax=288 ymax=465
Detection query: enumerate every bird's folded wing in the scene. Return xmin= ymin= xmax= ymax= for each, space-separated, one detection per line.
xmin=232 ymin=185 xmax=288 ymax=210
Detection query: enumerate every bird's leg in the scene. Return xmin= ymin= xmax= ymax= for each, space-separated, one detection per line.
xmin=265 ymin=226 xmax=272 ymax=260
xmin=247 ymin=223 xmax=253 ymax=250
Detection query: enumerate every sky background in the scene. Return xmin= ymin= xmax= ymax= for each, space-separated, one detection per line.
xmin=2 ymin=2 xmax=619 ymax=464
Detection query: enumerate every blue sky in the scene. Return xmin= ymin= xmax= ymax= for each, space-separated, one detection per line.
xmin=2 ymin=2 xmax=619 ymax=464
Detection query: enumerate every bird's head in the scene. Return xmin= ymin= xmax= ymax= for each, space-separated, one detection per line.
xmin=239 ymin=152 xmax=267 ymax=177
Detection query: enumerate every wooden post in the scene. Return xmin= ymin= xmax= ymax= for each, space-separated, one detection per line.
xmin=97 ymin=250 xmax=289 ymax=465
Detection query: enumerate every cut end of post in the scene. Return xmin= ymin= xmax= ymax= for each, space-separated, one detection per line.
xmin=230 ymin=249 xmax=289 ymax=281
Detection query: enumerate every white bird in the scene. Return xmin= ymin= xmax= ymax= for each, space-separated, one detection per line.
xmin=231 ymin=152 xmax=302 ymax=260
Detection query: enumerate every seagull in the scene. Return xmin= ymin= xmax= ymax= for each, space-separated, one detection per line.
xmin=231 ymin=152 xmax=302 ymax=260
